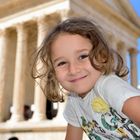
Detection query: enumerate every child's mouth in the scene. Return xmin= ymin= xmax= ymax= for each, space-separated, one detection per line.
xmin=69 ymin=75 xmax=87 ymax=83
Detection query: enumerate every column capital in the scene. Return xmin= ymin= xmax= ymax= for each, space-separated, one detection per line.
xmin=129 ymin=48 xmax=138 ymax=54
xmin=37 ymin=15 xmax=47 ymax=23
xmin=107 ymin=33 xmax=119 ymax=50
xmin=16 ymin=22 xmax=24 ymax=26
xmin=15 ymin=23 xmax=27 ymax=31
xmin=59 ymin=9 xmax=73 ymax=21
xmin=0 ymin=29 xmax=8 ymax=36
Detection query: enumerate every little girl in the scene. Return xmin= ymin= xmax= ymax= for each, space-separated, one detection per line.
xmin=32 ymin=17 xmax=140 ymax=140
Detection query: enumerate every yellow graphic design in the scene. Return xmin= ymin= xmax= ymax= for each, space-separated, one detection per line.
xmin=91 ymin=97 xmax=109 ymax=113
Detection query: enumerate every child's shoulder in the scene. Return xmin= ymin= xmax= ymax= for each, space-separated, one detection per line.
xmin=94 ymin=74 xmax=135 ymax=95
xmin=96 ymin=74 xmax=122 ymax=86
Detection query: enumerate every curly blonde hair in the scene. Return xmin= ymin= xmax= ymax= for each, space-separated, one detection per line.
xmin=32 ymin=17 xmax=128 ymax=102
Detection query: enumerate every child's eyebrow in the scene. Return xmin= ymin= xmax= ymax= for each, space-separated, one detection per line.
xmin=52 ymin=57 xmax=65 ymax=64
xmin=76 ymin=48 xmax=91 ymax=53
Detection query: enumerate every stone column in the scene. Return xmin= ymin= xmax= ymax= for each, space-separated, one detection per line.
xmin=31 ymin=16 xmax=47 ymax=121
xmin=108 ymin=35 xmax=120 ymax=70
xmin=60 ymin=9 xmax=75 ymax=21
xmin=117 ymin=43 xmax=129 ymax=81
xmin=60 ymin=10 xmax=69 ymax=21
xmin=107 ymin=34 xmax=118 ymax=50
xmin=129 ymin=49 xmax=138 ymax=87
xmin=117 ymin=44 xmax=128 ymax=65
xmin=0 ymin=30 xmax=8 ymax=122
xmin=9 ymin=24 xmax=28 ymax=122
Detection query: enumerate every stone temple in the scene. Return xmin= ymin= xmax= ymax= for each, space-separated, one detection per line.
xmin=0 ymin=0 xmax=140 ymax=139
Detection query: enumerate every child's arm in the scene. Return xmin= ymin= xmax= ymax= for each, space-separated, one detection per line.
xmin=65 ymin=124 xmax=83 ymax=140
xmin=122 ymin=96 xmax=140 ymax=127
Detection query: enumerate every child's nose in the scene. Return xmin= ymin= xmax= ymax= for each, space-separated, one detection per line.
xmin=69 ymin=61 xmax=81 ymax=74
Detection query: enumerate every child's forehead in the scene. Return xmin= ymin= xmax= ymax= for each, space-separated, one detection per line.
xmin=52 ymin=33 xmax=90 ymax=44
xmin=54 ymin=32 xmax=88 ymax=41
xmin=51 ymin=34 xmax=92 ymax=55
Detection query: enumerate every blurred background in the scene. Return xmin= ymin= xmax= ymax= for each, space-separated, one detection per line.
xmin=0 ymin=0 xmax=140 ymax=140
xmin=129 ymin=0 xmax=140 ymax=88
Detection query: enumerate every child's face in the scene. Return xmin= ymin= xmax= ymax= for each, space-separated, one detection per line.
xmin=51 ymin=34 xmax=101 ymax=97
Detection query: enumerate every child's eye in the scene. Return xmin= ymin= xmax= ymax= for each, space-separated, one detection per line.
xmin=79 ymin=54 xmax=89 ymax=60
xmin=57 ymin=61 xmax=67 ymax=67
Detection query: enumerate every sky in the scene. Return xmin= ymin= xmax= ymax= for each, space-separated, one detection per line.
xmin=129 ymin=0 xmax=140 ymax=86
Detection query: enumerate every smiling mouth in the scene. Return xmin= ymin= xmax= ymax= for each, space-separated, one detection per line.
xmin=69 ymin=75 xmax=87 ymax=82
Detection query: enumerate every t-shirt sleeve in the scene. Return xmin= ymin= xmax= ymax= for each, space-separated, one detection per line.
xmin=63 ymin=95 xmax=81 ymax=127
xmin=95 ymin=75 xmax=140 ymax=118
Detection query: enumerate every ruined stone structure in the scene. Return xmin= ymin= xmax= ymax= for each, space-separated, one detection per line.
xmin=0 ymin=0 xmax=140 ymax=139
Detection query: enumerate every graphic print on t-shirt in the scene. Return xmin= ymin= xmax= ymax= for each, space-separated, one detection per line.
xmin=81 ymin=107 xmax=140 ymax=140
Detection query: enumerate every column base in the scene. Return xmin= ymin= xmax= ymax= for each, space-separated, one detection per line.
xmin=30 ymin=104 xmax=46 ymax=122
xmin=30 ymin=113 xmax=46 ymax=122
xmin=7 ymin=106 xmax=24 ymax=122
xmin=8 ymin=114 xmax=24 ymax=122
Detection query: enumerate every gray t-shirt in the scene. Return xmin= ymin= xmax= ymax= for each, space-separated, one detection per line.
xmin=63 ymin=74 xmax=140 ymax=140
